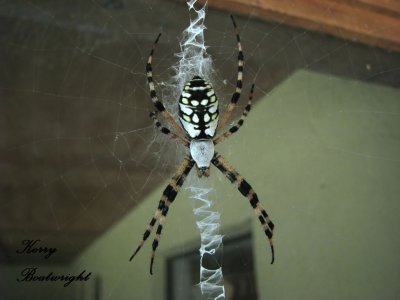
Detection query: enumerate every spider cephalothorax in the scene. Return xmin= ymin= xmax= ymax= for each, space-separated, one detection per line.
xmin=130 ymin=15 xmax=275 ymax=275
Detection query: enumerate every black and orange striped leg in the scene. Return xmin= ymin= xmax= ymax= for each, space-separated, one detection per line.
xmin=129 ymin=157 xmax=195 ymax=274
xmin=149 ymin=157 xmax=194 ymax=274
xmin=218 ymin=15 xmax=244 ymax=130
xmin=150 ymin=111 xmax=189 ymax=147
xmin=129 ymin=199 xmax=164 ymax=261
xmin=211 ymin=152 xmax=275 ymax=264
xmin=146 ymin=34 xmax=186 ymax=136
xmin=214 ymin=84 xmax=254 ymax=145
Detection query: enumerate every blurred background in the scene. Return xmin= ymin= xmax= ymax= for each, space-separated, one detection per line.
xmin=0 ymin=0 xmax=400 ymax=299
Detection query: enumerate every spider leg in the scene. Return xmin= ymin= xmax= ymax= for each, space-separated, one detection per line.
xmin=211 ymin=152 xmax=275 ymax=264
xmin=150 ymin=111 xmax=189 ymax=147
xmin=146 ymin=33 xmax=186 ymax=136
xmin=149 ymin=157 xmax=194 ymax=274
xmin=129 ymin=158 xmax=192 ymax=261
xmin=213 ymin=84 xmax=254 ymax=145
xmin=129 ymin=157 xmax=195 ymax=275
xmin=218 ymin=15 xmax=244 ymax=130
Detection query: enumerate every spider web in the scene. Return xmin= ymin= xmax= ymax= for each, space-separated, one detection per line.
xmin=1 ymin=0 xmax=400 ymax=300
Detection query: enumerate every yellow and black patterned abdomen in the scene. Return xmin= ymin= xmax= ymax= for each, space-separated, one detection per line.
xmin=178 ymin=76 xmax=219 ymax=139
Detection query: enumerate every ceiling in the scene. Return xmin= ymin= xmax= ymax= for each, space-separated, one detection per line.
xmin=1 ymin=0 xmax=399 ymax=264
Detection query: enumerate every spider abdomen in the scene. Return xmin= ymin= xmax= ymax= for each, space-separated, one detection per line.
xmin=178 ymin=76 xmax=219 ymax=139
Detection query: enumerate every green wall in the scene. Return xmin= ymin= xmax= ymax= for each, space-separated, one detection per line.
xmin=72 ymin=70 xmax=400 ymax=300
xmin=3 ymin=70 xmax=400 ymax=299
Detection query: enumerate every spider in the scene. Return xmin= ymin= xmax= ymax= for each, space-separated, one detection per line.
xmin=130 ymin=15 xmax=274 ymax=275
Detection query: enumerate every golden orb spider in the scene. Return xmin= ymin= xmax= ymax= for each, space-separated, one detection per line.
xmin=130 ymin=15 xmax=274 ymax=275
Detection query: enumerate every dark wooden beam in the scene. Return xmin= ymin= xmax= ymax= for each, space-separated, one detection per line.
xmin=197 ymin=0 xmax=400 ymax=52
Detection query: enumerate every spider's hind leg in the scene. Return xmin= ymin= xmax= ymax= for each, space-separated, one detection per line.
xmin=212 ymin=152 xmax=275 ymax=264
xmin=149 ymin=157 xmax=195 ymax=274
xmin=129 ymin=201 xmax=163 ymax=261
xmin=129 ymin=157 xmax=195 ymax=275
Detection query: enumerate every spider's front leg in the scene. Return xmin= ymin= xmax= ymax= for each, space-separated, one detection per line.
xmin=212 ymin=152 xmax=275 ymax=264
xmin=146 ymin=33 xmax=186 ymax=136
xmin=130 ymin=157 xmax=195 ymax=274
xmin=214 ymin=84 xmax=254 ymax=145
xmin=218 ymin=15 xmax=244 ymax=130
